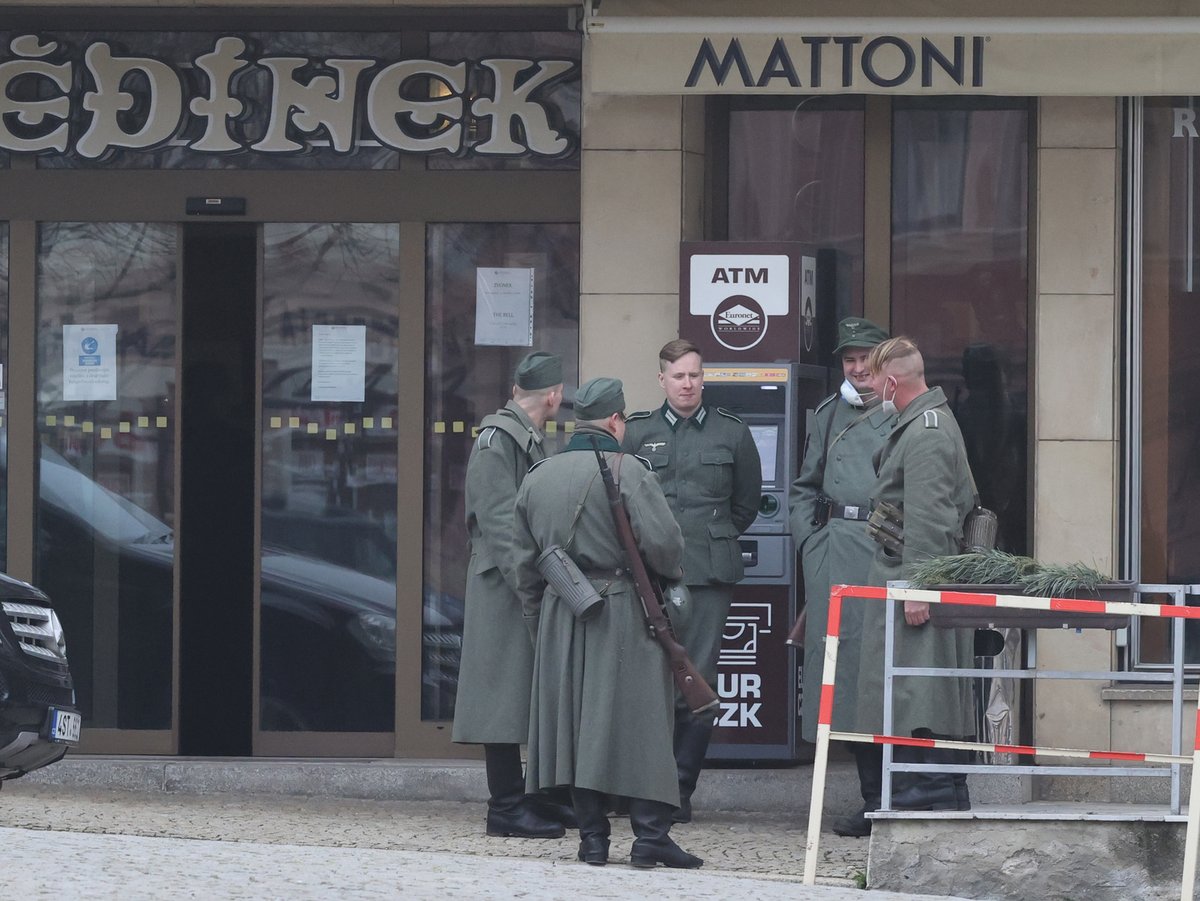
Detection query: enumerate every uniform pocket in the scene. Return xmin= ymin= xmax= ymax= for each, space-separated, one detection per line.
xmin=707 ymin=520 xmax=743 ymax=582
xmin=645 ymin=452 xmax=669 ymax=471
xmin=700 ymin=448 xmax=734 ymax=495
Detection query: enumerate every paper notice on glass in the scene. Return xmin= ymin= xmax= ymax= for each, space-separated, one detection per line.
xmin=475 ymin=267 xmax=534 ymax=347
xmin=311 ymin=324 xmax=366 ymax=402
xmin=63 ymin=324 xmax=118 ymax=401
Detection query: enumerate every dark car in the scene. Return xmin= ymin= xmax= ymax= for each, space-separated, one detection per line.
xmin=0 ymin=572 xmax=79 ymax=784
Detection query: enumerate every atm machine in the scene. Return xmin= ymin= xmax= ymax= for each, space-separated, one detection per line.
xmin=700 ymin=363 xmax=830 ymax=762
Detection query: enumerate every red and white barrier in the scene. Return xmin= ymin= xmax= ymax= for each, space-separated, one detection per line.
xmin=801 ymin=583 xmax=1200 ymax=900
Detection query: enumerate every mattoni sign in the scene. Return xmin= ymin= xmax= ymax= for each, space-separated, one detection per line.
xmin=0 ymin=33 xmax=579 ymax=160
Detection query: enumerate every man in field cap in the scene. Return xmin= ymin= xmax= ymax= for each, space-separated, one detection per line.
xmin=514 ymin=376 xmax=702 ymax=869
xmin=452 ymin=350 xmax=571 ymax=838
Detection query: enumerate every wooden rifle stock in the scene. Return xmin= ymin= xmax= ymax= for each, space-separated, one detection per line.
xmin=591 ymin=439 xmax=719 ymax=715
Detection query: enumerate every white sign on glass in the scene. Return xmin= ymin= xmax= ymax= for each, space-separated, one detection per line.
xmin=475 ymin=267 xmax=534 ymax=347
xmin=63 ymin=323 xmax=119 ymax=401
xmin=311 ymin=325 xmax=366 ymax=403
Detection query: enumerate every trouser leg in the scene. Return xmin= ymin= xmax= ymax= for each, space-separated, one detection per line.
xmin=483 ymin=744 xmax=565 ymax=838
xmin=673 ymin=710 xmax=715 ymax=824
xmin=627 ymin=798 xmax=704 ymax=869
xmin=571 ymin=787 xmax=610 ymax=865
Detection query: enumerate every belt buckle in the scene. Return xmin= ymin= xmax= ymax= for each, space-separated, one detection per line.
xmin=842 ymin=505 xmax=860 ymax=520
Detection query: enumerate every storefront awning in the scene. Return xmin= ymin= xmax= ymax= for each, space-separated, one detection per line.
xmin=583 ymin=15 xmax=1200 ymax=96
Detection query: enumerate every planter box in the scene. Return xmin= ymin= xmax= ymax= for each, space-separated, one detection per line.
xmin=925 ymin=581 xmax=1134 ymax=631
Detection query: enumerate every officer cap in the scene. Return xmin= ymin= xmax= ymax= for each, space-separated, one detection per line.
xmin=574 ymin=377 xmax=625 ymax=420
xmin=833 ymin=317 xmax=889 ymax=354
xmin=514 ymin=351 xmax=563 ymax=390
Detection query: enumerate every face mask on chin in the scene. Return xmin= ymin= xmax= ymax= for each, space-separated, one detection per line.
xmin=840 ymin=378 xmax=866 ymax=407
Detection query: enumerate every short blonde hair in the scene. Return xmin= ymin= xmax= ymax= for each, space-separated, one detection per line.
xmin=867 ymin=336 xmax=923 ymax=378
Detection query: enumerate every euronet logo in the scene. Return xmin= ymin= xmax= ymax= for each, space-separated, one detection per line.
xmin=713 ymin=295 xmax=767 ymax=350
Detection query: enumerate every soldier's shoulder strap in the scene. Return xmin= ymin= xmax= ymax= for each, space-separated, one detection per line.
xmin=477 ymin=412 xmax=532 ymax=452
xmin=629 ymin=452 xmax=654 ymax=471
xmin=625 ymin=409 xmax=653 ymax=423
xmin=527 ymin=457 xmax=552 ymax=473
xmin=922 ymin=409 xmax=941 ymax=429
xmin=715 ymin=406 xmax=743 ymax=424
xmin=814 ymin=393 xmax=838 ymax=415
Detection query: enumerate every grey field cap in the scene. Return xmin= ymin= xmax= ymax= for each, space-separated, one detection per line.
xmin=833 ymin=317 xmax=889 ymax=354
xmin=514 ymin=351 xmax=563 ymax=390
xmin=574 ymin=377 xmax=625 ymax=420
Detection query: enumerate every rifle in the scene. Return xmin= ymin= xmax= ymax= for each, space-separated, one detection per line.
xmin=591 ymin=438 xmax=719 ymax=715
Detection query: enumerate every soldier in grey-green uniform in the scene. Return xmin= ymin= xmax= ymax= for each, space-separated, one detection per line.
xmin=856 ymin=336 xmax=977 ymax=812
xmin=788 ymin=317 xmax=893 ymax=837
xmin=452 ymin=351 xmax=571 ymax=839
xmin=622 ymin=339 xmax=761 ymax=824
xmin=513 ymin=377 xmax=702 ymax=869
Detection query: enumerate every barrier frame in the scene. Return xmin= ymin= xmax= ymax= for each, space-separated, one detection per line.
xmin=801 ymin=582 xmax=1200 ymax=900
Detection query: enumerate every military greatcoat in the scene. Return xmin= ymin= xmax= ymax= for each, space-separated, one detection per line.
xmin=451 ymin=400 xmax=547 ymax=745
xmin=788 ymin=394 xmax=894 ymax=742
xmin=513 ymin=428 xmax=685 ymax=806
xmin=855 ymin=387 xmax=977 ymax=739
xmin=622 ymin=402 xmax=761 ymax=686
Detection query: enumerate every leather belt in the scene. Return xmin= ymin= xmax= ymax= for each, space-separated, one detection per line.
xmin=830 ymin=503 xmax=870 ymax=522
xmin=582 ymin=568 xmax=627 ymax=580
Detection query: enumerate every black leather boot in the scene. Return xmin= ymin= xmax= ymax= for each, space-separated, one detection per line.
xmin=672 ymin=711 xmax=714 ymax=823
xmin=571 ymin=787 xmax=611 ymax=865
xmin=628 ymin=798 xmax=703 ymax=869
xmin=484 ymin=744 xmax=566 ymax=838
xmin=531 ymin=785 xmax=579 ymax=829
xmin=833 ymin=743 xmax=882 ymax=837
xmin=889 ymin=743 xmax=957 ymax=811
xmin=952 ymin=745 xmax=972 ymax=811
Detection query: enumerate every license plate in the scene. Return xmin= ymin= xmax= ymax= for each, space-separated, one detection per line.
xmin=49 ymin=709 xmax=81 ymax=744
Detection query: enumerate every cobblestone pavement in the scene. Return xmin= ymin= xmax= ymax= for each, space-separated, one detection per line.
xmin=0 ymin=782 xmax=959 ymax=899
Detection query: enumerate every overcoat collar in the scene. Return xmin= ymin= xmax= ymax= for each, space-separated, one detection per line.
xmin=565 ymin=426 xmax=619 ymax=454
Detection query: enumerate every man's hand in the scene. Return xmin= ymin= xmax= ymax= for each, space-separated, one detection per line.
xmin=904 ymin=600 xmax=930 ymax=626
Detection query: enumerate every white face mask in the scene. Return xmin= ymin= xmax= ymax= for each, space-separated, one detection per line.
xmin=840 ymin=378 xmax=866 ymax=408
xmin=880 ymin=377 xmax=898 ymax=416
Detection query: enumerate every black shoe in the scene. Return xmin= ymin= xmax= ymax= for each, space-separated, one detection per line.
xmin=629 ymin=837 xmax=703 ymax=869
xmin=671 ymin=796 xmax=692 ymax=824
xmin=485 ymin=804 xmax=566 ymax=838
xmin=577 ymin=834 xmax=609 ymax=865
xmin=832 ymin=803 xmax=875 ymax=838
xmin=953 ymin=776 xmax=971 ymax=811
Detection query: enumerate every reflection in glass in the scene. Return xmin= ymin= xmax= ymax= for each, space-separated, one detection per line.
xmin=0 ymin=223 xmax=7 ymax=569
xmin=260 ymin=223 xmax=399 ymax=731
xmin=728 ymin=101 xmax=865 ymax=318
xmin=423 ymin=223 xmax=579 ymax=720
xmin=1138 ymin=99 xmax=1200 ymax=664
xmin=891 ymin=101 xmax=1030 ymax=555
xmin=36 ymin=222 xmax=177 ymax=730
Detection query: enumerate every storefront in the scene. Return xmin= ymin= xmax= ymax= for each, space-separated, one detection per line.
xmin=0 ymin=1 xmax=1196 ymax=765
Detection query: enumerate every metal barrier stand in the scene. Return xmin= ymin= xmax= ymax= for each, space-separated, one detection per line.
xmin=879 ymin=582 xmax=1189 ymax=815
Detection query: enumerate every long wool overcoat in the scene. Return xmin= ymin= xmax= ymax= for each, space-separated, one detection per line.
xmin=451 ymin=401 xmax=546 ymax=745
xmin=854 ymin=387 xmax=977 ymax=739
xmin=513 ymin=428 xmax=684 ymax=806
xmin=788 ymin=393 xmax=894 ymax=741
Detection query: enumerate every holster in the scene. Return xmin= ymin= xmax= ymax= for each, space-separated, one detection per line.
xmin=812 ymin=495 xmax=833 ymax=527
xmin=866 ymin=500 xmax=905 ymax=556
xmin=536 ymin=545 xmax=605 ymax=621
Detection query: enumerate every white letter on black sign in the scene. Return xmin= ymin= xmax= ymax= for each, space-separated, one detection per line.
xmin=0 ymin=35 xmax=71 ymax=153
xmin=254 ymin=57 xmax=373 ymax=153
xmin=471 ymin=59 xmax=573 ymax=156
xmin=189 ymin=37 xmax=251 ymax=153
xmin=367 ymin=60 xmax=465 ymax=153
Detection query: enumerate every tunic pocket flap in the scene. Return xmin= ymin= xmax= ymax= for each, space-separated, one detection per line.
xmin=700 ymin=449 xmax=734 ymax=466
xmin=645 ymin=452 xmax=669 ymax=470
xmin=707 ymin=521 xmax=740 ymax=540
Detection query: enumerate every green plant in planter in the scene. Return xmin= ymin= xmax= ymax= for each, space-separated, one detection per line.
xmin=908 ymin=550 xmax=1110 ymax=596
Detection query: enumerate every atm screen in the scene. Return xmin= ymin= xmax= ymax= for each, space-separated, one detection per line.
xmin=749 ymin=424 xmax=780 ymax=486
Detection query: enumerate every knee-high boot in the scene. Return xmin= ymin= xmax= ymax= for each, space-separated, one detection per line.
xmin=889 ymin=743 xmax=957 ymax=811
xmin=673 ymin=711 xmax=714 ymax=824
xmin=628 ymin=798 xmax=704 ymax=869
xmin=483 ymin=744 xmax=565 ymax=838
xmin=833 ymin=743 xmax=882 ymax=837
xmin=571 ymin=787 xmax=610 ymax=865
